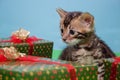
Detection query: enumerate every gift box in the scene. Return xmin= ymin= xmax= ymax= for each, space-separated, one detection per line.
xmin=0 ymin=28 xmax=53 ymax=58
xmin=104 ymin=57 xmax=120 ymax=80
xmin=0 ymin=56 xmax=98 ymax=80
xmin=0 ymin=38 xmax=53 ymax=58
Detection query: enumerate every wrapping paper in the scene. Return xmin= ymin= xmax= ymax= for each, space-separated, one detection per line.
xmin=104 ymin=57 xmax=120 ymax=80
xmin=0 ymin=49 xmax=97 ymax=80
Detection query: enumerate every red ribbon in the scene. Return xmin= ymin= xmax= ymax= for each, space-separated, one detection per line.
xmin=0 ymin=35 xmax=41 ymax=55
xmin=18 ymin=56 xmax=77 ymax=80
xmin=0 ymin=53 xmax=77 ymax=80
xmin=110 ymin=57 xmax=120 ymax=80
xmin=0 ymin=49 xmax=7 ymax=62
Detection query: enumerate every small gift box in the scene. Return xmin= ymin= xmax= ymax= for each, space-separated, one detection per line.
xmin=104 ymin=57 xmax=120 ymax=80
xmin=0 ymin=28 xmax=53 ymax=58
xmin=0 ymin=47 xmax=97 ymax=80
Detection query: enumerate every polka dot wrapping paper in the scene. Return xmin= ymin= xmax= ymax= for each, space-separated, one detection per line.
xmin=0 ymin=57 xmax=97 ymax=80
xmin=104 ymin=58 xmax=120 ymax=80
xmin=0 ymin=38 xmax=53 ymax=58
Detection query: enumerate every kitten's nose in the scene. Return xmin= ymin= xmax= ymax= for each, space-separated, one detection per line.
xmin=62 ymin=38 xmax=66 ymax=41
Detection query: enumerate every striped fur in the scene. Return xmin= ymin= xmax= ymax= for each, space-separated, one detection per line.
xmin=57 ymin=8 xmax=116 ymax=80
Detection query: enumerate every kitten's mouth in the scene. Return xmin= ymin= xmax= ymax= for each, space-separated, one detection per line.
xmin=63 ymin=39 xmax=81 ymax=46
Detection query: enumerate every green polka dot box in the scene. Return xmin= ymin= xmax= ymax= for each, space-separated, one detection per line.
xmin=0 ymin=38 xmax=53 ymax=58
xmin=0 ymin=57 xmax=98 ymax=80
xmin=104 ymin=58 xmax=120 ymax=80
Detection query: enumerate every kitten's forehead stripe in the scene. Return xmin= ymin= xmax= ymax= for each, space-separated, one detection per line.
xmin=63 ymin=12 xmax=82 ymax=27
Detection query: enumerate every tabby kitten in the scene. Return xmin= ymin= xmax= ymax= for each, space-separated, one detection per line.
xmin=56 ymin=8 xmax=116 ymax=80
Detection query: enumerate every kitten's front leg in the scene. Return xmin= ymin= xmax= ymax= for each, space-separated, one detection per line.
xmin=92 ymin=49 xmax=105 ymax=80
xmin=97 ymin=63 xmax=105 ymax=80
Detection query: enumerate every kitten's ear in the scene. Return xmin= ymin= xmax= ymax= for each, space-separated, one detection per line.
xmin=56 ymin=8 xmax=67 ymax=18
xmin=80 ymin=12 xmax=94 ymax=25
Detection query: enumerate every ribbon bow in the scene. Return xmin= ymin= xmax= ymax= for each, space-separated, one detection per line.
xmin=12 ymin=28 xmax=30 ymax=41
xmin=0 ymin=46 xmax=25 ymax=61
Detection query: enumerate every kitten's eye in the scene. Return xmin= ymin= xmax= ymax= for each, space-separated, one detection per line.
xmin=69 ymin=30 xmax=75 ymax=35
xmin=61 ymin=29 xmax=63 ymax=33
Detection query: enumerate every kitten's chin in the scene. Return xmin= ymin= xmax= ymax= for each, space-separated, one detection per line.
xmin=64 ymin=39 xmax=81 ymax=46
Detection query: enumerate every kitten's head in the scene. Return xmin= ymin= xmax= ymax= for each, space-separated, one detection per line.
xmin=57 ymin=8 xmax=94 ymax=45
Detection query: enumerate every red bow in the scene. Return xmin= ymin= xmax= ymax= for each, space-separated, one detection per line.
xmin=10 ymin=35 xmax=41 ymax=43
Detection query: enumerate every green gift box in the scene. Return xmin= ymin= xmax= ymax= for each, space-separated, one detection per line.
xmin=0 ymin=38 xmax=53 ymax=58
xmin=0 ymin=56 xmax=98 ymax=80
xmin=104 ymin=58 xmax=120 ymax=80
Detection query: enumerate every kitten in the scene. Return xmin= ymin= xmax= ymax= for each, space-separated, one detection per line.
xmin=56 ymin=8 xmax=116 ymax=80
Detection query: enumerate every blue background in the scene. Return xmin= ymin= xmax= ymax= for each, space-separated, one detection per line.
xmin=0 ymin=0 xmax=120 ymax=52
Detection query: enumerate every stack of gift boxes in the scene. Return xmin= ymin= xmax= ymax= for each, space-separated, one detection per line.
xmin=0 ymin=28 xmax=53 ymax=58
xmin=0 ymin=28 xmax=119 ymax=80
